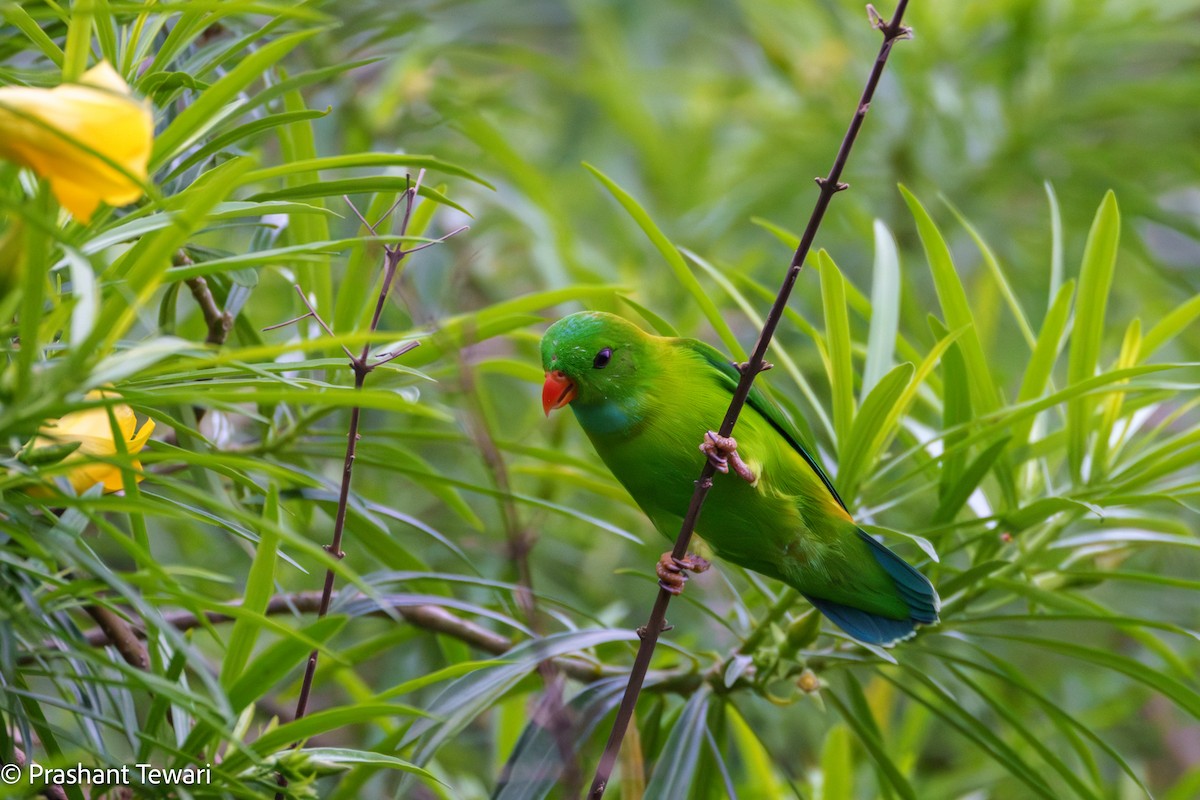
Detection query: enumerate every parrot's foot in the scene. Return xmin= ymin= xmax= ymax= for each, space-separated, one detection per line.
xmin=657 ymin=552 xmax=712 ymax=595
xmin=700 ymin=431 xmax=756 ymax=483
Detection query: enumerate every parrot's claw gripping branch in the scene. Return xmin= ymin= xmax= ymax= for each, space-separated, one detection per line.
xmin=588 ymin=4 xmax=913 ymax=796
xmin=656 ymin=552 xmax=712 ymax=595
xmin=700 ymin=431 xmax=756 ymax=483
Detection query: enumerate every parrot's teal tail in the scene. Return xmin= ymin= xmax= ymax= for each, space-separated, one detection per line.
xmin=804 ymin=530 xmax=940 ymax=646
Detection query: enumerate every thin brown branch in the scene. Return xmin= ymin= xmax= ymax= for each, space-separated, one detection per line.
xmin=290 ymin=284 xmax=356 ymax=361
xmin=83 ymin=603 xmax=149 ymax=670
xmin=67 ymin=592 xmax=605 ymax=684
xmin=272 ymin=170 xmax=461 ymax=797
xmin=184 ymin=275 xmax=234 ymax=346
xmin=586 ymin=3 xmax=914 ymax=796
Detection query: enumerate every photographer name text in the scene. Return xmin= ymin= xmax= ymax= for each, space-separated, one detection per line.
xmin=1 ymin=761 xmax=211 ymax=787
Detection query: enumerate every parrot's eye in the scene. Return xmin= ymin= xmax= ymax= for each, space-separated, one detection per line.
xmin=593 ymin=347 xmax=613 ymax=369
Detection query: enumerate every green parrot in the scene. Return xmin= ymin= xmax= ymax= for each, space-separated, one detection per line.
xmin=540 ymin=311 xmax=939 ymax=646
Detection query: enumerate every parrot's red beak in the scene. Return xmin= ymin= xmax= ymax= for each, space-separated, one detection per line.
xmin=542 ymin=370 xmax=577 ymax=415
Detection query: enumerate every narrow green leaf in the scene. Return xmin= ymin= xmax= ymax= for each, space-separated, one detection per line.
xmin=686 ymin=249 xmax=834 ymax=442
xmin=1045 ymin=181 xmax=1064 ymax=304
xmin=1141 ymin=293 xmax=1200 ymax=361
xmin=984 ymin=634 xmax=1200 ymax=719
xmin=375 ymin=660 xmax=508 ymax=702
xmin=1065 ymin=191 xmax=1120 ymax=480
xmin=1091 ymin=318 xmax=1141 ymax=476
xmin=837 ymin=362 xmax=913 ymax=502
xmin=820 ymin=251 xmax=855 ymax=451
xmin=945 ymin=665 xmax=1103 ymax=800
xmin=882 ymin=670 xmax=1058 ymax=800
xmin=220 ymin=483 xmax=282 ymax=687
xmin=900 ymin=185 xmax=1000 ymax=415
xmin=933 ymin=437 xmax=1010 ymax=524
xmin=644 ymin=690 xmax=711 ymax=799
xmin=820 ymin=724 xmax=854 ymax=800
xmin=939 ymin=641 xmax=1149 ymax=795
xmin=162 ymin=236 xmax=418 ymax=281
xmin=618 ymin=295 xmax=678 ymax=336
xmin=726 ymin=703 xmax=789 ymax=799
xmin=750 ymin=216 xmax=799 ymax=248
xmin=863 ymin=219 xmax=900 ymax=395
xmin=493 ymin=678 xmax=629 ymax=800
xmin=16 ymin=200 xmax=50 ymax=402
xmin=1000 ymin=497 xmax=1101 ymax=534
xmin=95 ymin=157 xmax=255 ymax=355
xmin=250 ymin=179 xmax=468 ymax=215
xmin=242 ymin=153 xmax=492 ymax=189
xmin=945 ymin=199 xmax=1036 ymax=348
xmin=1010 ymin=280 xmax=1075 ymax=453
xmin=246 ymin=704 xmax=429 ymax=764
xmin=84 ymin=201 xmax=336 ymax=254
xmin=840 ymin=326 xmax=964 ymax=500
xmin=228 ymin=616 xmax=347 ymax=712
xmin=151 ymin=29 xmax=320 ymax=167
xmin=163 ymin=108 xmax=330 ymax=181
xmin=405 ymin=630 xmax=637 ymax=765
xmin=827 ymin=684 xmax=916 ymax=800
xmin=583 ymin=162 xmax=743 ymax=357
xmin=297 ymin=747 xmax=438 ymax=781
xmin=3 ymin=4 xmax=64 ymax=66
xmin=62 ymin=250 xmax=96 ymax=345
xmin=930 ymin=316 xmax=971 ymax=506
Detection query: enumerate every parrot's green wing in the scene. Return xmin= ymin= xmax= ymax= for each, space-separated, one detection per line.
xmin=683 ymin=339 xmax=848 ymax=512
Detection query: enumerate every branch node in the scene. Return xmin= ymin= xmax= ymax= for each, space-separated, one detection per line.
xmin=324 ymin=544 xmax=345 ymax=560
xmin=344 ymin=195 xmax=379 ymax=236
xmin=816 ymin=176 xmax=850 ymax=192
xmin=868 ymin=4 xmax=913 ymax=40
xmin=736 ymin=360 xmax=773 ymax=375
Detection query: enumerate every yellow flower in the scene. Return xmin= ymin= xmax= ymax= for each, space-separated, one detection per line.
xmin=0 ymin=61 xmax=153 ymax=222
xmin=27 ymin=391 xmax=156 ymax=495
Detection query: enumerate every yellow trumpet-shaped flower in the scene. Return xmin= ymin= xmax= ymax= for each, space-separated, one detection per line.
xmin=26 ymin=391 xmax=156 ymax=495
xmin=0 ymin=61 xmax=153 ymax=222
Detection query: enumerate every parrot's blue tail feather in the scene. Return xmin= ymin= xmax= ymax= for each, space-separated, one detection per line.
xmin=801 ymin=532 xmax=941 ymax=646
xmin=856 ymin=529 xmax=940 ymax=624
xmin=802 ymin=594 xmax=920 ymax=646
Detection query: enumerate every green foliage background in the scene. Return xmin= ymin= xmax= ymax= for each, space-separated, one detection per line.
xmin=1 ymin=1 xmax=1199 ymax=798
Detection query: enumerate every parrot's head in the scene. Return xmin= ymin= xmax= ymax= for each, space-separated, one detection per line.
xmin=540 ymin=311 xmax=652 ymax=415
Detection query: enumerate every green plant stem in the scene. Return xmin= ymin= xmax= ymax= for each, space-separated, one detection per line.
xmin=586 ymin=4 xmax=914 ymax=796
xmin=738 ymin=588 xmax=801 ymax=655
